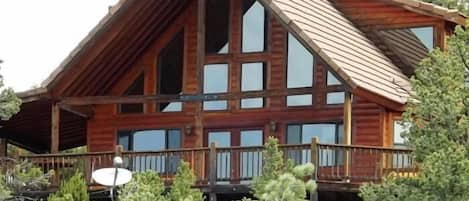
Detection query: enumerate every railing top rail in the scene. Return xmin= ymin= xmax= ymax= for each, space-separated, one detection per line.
xmin=16 ymin=143 xmax=413 ymax=159
xmin=317 ymin=143 xmax=414 ymax=152
xmin=20 ymin=151 xmax=116 ymax=158
xmin=122 ymin=147 xmax=210 ymax=154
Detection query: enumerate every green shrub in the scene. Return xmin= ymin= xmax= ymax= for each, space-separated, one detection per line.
xmin=118 ymin=171 xmax=166 ymax=201
xmin=47 ymin=171 xmax=88 ymax=201
xmin=166 ymin=161 xmax=204 ymax=201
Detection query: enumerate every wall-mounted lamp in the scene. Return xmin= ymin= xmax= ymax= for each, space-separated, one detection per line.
xmin=185 ymin=125 xmax=193 ymax=136
xmin=270 ymin=121 xmax=277 ymax=133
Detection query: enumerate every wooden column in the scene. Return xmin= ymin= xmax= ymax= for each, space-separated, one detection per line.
xmin=194 ymin=0 xmax=206 ymax=147
xmin=310 ymin=137 xmax=319 ymax=201
xmin=51 ymin=103 xmax=60 ymax=153
xmin=209 ymin=142 xmax=217 ymax=201
xmin=0 ymin=138 xmax=7 ymax=157
xmin=343 ymin=91 xmax=352 ymax=179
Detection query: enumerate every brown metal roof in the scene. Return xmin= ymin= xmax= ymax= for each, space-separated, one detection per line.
xmin=260 ymin=0 xmax=412 ymax=104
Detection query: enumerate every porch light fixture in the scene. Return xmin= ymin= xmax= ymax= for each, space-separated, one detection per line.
xmin=270 ymin=121 xmax=277 ymax=133
xmin=185 ymin=125 xmax=193 ymax=136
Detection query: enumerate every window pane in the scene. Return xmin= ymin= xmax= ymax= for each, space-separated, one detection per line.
xmin=120 ymin=74 xmax=144 ymax=114
xmin=133 ymin=130 xmax=166 ymax=151
xmin=240 ymin=130 xmax=263 ymax=181
xmin=167 ymin=130 xmax=181 ymax=149
xmin=204 ymin=64 xmax=228 ymax=111
xmin=327 ymin=71 xmax=341 ymax=86
xmin=287 ymin=125 xmax=301 ymax=144
xmin=157 ymin=31 xmax=184 ymax=112
xmin=204 ymin=64 xmax=228 ymax=93
xmin=203 ymin=100 xmax=228 ymax=111
xmin=118 ymin=131 xmax=131 ymax=151
xmin=242 ymin=63 xmax=264 ymax=91
xmin=411 ymin=27 xmax=434 ymax=51
xmin=287 ymin=33 xmax=313 ymax=88
xmin=241 ymin=98 xmax=263 ymax=109
xmin=302 ymin=124 xmax=336 ymax=144
xmin=160 ymin=102 xmax=182 ymax=112
xmin=326 ymin=92 xmax=345 ymax=104
xmin=206 ymin=0 xmax=229 ymax=54
xmin=208 ymin=131 xmax=231 ymax=182
xmin=287 ymin=94 xmax=312 ymax=106
xmin=242 ymin=0 xmax=266 ymax=53
xmin=241 ymin=62 xmax=264 ymax=109
xmin=393 ymin=121 xmax=409 ymax=145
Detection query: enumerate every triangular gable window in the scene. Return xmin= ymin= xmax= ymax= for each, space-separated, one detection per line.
xmin=119 ymin=73 xmax=144 ymax=114
xmin=157 ymin=30 xmax=184 ymax=112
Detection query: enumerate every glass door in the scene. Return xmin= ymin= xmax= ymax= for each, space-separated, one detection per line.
xmin=208 ymin=131 xmax=231 ymax=182
xmin=240 ymin=130 xmax=263 ymax=182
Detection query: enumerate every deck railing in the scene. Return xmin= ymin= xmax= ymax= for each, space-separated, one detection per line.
xmin=8 ymin=140 xmax=416 ymax=186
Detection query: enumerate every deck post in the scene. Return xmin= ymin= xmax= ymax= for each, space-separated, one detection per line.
xmin=209 ymin=142 xmax=217 ymax=201
xmin=51 ymin=103 xmax=60 ymax=153
xmin=343 ymin=91 xmax=352 ymax=180
xmin=51 ymin=103 xmax=60 ymax=186
xmin=0 ymin=138 xmax=7 ymax=157
xmin=310 ymin=137 xmax=319 ymax=201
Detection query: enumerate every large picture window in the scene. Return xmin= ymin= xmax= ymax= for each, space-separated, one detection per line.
xmin=157 ymin=31 xmax=184 ymax=112
xmin=118 ymin=129 xmax=181 ymax=173
xmin=119 ymin=74 xmax=144 ymax=114
xmin=286 ymin=33 xmax=314 ymax=106
xmin=241 ymin=62 xmax=265 ymax=109
xmin=205 ymin=0 xmax=230 ymax=54
xmin=242 ymin=0 xmax=267 ymax=53
xmin=287 ymin=123 xmax=343 ymax=166
xmin=203 ymin=64 xmax=229 ymax=111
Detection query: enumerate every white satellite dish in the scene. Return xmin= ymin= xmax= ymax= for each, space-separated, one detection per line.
xmin=92 ymin=168 xmax=132 ymax=186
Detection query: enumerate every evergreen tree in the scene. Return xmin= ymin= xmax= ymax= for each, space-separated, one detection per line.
xmin=422 ymin=0 xmax=469 ymax=15
xmin=118 ymin=171 xmax=166 ymax=201
xmin=0 ymin=60 xmax=20 ymax=121
xmin=48 ymin=171 xmax=88 ymax=201
xmin=360 ymin=24 xmax=469 ymax=201
xmin=166 ymin=161 xmax=204 ymax=201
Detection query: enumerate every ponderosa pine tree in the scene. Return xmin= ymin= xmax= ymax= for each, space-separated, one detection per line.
xmin=359 ymin=24 xmax=469 ymax=201
xmin=166 ymin=161 xmax=204 ymax=201
xmin=0 ymin=60 xmax=20 ymax=120
xmin=422 ymin=0 xmax=469 ymax=15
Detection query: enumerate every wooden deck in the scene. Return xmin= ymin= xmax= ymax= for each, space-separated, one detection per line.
xmin=2 ymin=142 xmax=417 ymax=194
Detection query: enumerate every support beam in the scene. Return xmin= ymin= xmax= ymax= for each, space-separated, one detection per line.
xmin=0 ymin=138 xmax=7 ymax=157
xmin=59 ymin=87 xmax=342 ymax=106
xmin=51 ymin=103 xmax=60 ymax=153
xmin=343 ymin=91 xmax=352 ymax=179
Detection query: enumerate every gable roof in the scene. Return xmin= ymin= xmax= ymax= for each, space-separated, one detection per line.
xmin=21 ymin=0 xmax=467 ymax=105
xmin=388 ymin=0 xmax=467 ymax=25
xmin=261 ymin=0 xmax=412 ymax=104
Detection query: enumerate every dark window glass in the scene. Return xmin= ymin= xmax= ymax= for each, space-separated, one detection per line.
xmin=203 ymin=64 xmax=228 ymax=110
xmin=118 ymin=130 xmax=132 ymax=151
xmin=205 ymin=0 xmax=230 ymax=54
xmin=242 ymin=0 xmax=266 ymax=53
xmin=119 ymin=74 xmax=144 ymax=114
xmin=241 ymin=62 xmax=264 ymax=109
xmin=157 ymin=31 xmax=184 ymax=112
xmin=117 ymin=129 xmax=181 ymax=173
xmin=287 ymin=33 xmax=313 ymax=106
xmin=287 ymin=123 xmax=343 ymax=166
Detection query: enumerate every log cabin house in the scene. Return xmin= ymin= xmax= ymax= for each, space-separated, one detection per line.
xmin=0 ymin=0 xmax=467 ymax=200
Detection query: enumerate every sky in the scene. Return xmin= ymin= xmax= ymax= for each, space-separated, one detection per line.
xmin=0 ymin=0 xmax=119 ymax=92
